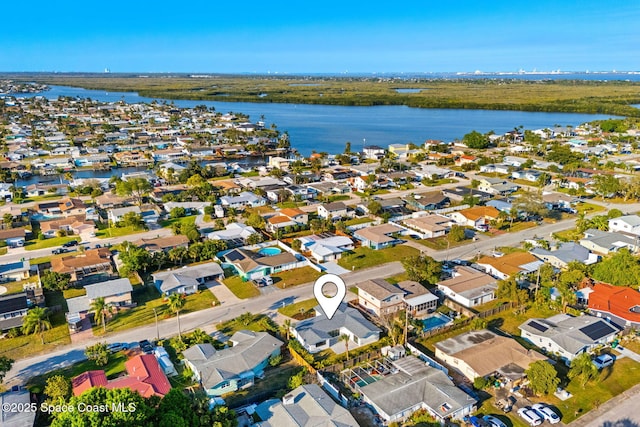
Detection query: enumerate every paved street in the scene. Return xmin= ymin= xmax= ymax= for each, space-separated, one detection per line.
xmin=2 ymin=261 xmax=404 ymax=387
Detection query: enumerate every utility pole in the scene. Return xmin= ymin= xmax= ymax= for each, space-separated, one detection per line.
xmin=152 ymin=307 xmax=159 ymax=342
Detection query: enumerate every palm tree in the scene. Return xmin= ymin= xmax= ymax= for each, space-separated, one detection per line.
xmin=339 ymin=334 xmax=350 ymax=360
xmin=168 ymin=293 xmax=186 ymax=340
xmin=22 ymin=307 xmax=52 ymax=344
xmin=282 ymin=319 xmax=292 ymax=341
xmin=90 ymin=297 xmax=113 ymax=333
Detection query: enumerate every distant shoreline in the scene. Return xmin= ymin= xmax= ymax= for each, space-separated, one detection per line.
xmin=4 ymin=73 xmax=640 ymax=118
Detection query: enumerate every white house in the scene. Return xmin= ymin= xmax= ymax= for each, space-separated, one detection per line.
xmin=608 ymin=215 xmax=640 ymax=237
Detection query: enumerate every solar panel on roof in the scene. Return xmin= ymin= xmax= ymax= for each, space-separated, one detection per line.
xmin=528 ymin=321 xmax=549 ymax=333
xmin=580 ymin=321 xmax=617 ymax=341
xmin=224 ymin=250 xmax=244 ymax=261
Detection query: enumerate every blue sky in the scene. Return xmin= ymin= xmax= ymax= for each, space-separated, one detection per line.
xmin=2 ymin=0 xmax=638 ymax=73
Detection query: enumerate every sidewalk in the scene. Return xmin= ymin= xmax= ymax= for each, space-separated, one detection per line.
xmin=566 ymin=382 xmax=640 ymax=427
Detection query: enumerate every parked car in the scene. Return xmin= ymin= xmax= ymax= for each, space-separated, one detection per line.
xmin=483 ymin=415 xmax=508 ymax=427
xmin=107 ymin=342 xmax=129 ymax=353
xmin=518 ymin=407 xmax=543 ymax=426
xmin=52 ymin=248 xmax=70 ymax=255
xmin=466 ymin=416 xmax=490 ymax=427
xmin=593 ymin=354 xmax=614 ymax=369
xmin=253 ymin=276 xmax=273 ymax=287
xmin=62 ymin=240 xmax=79 ymax=248
xmin=532 ymin=403 xmax=560 ymax=424
xmin=139 ymin=339 xmax=154 ymax=354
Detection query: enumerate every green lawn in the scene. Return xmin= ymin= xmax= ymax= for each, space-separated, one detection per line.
xmin=272 ymin=266 xmax=323 ymax=289
xmin=413 ymin=235 xmax=471 ymax=250
xmin=26 ymin=351 xmax=128 ymax=391
xmin=338 ymin=245 xmax=420 ymax=270
xmin=278 ymin=298 xmax=318 ymax=319
xmin=545 ymin=358 xmax=640 ymax=423
xmin=553 ymin=228 xmax=582 ymax=242
xmin=216 ymin=312 xmax=277 ymax=335
xmin=576 ymin=202 xmax=606 ymax=214
xmin=95 ymin=285 xmax=218 ymax=334
xmin=63 ymin=288 xmax=87 ymax=299
xmin=0 ymin=291 xmax=71 ymax=360
xmin=0 ymin=247 xmax=6 ymax=256
xmin=223 ymin=361 xmax=304 ymax=408
xmin=159 ymin=215 xmax=197 ymax=228
xmin=344 ymin=217 xmax=374 ymax=226
xmin=96 ymin=225 xmax=147 ymax=238
xmin=24 ymin=236 xmax=80 ymax=251
xmin=223 ymin=276 xmax=261 ymax=299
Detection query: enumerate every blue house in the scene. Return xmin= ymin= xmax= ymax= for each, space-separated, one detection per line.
xmin=182 ymin=330 xmax=283 ymax=397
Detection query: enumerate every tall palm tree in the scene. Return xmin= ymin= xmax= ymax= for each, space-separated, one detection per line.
xmin=168 ymin=293 xmax=186 ymax=340
xmin=282 ymin=319 xmax=292 ymax=341
xmin=22 ymin=307 xmax=52 ymax=344
xmin=90 ymin=297 xmax=113 ymax=333
xmin=340 ymin=334 xmax=350 ymax=360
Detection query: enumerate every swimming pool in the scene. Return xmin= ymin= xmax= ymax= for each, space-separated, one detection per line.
xmin=258 ymin=247 xmax=282 ymax=256
xmin=421 ymin=313 xmax=452 ymax=332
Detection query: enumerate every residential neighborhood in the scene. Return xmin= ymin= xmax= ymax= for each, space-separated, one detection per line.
xmin=2 ymin=85 xmax=640 ymax=426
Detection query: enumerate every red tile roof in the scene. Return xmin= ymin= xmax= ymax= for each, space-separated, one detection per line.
xmin=71 ymin=354 xmax=171 ymax=398
xmin=72 ymin=370 xmax=108 ymax=396
xmin=588 ymin=283 xmax=640 ymax=323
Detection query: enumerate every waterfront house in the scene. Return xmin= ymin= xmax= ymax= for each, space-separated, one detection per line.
xmin=436 ymin=265 xmax=498 ymax=308
xmin=152 ymin=262 xmax=224 ymax=296
xmin=291 ymin=304 xmax=381 ymax=354
xmin=519 ymin=314 xmax=619 ymax=363
xmin=435 ymin=329 xmax=546 ymax=383
xmin=353 ymin=223 xmax=404 ymax=250
xmin=182 ymin=330 xmax=283 ymax=397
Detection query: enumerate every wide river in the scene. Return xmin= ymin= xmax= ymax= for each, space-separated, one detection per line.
xmin=23 ymin=85 xmax=624 ymax=157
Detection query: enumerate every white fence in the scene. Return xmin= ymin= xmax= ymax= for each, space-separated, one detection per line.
xmin=406 ymin=342 xmax=448 ymax=374
xmin=317 ymin=372 xmax=349 ymax=407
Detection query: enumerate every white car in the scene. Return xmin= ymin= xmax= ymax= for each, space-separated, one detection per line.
xmin=532 ymin=403 xmax=560 ymax=424
xmin=518 ymin=407 xmax=542 ymax=426
xmin=593 ymin=354 xmax=614 ymax=369
xmin=483 ymin=415 xmax=507 ymax=427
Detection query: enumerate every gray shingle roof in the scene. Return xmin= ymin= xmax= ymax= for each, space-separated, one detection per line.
xmin=182 ymin=330 xmax=283 ymax=390
xmin=294 ymin=304 xmax=380 ymax=344
xmin=84 ymin=278 xmax=132 ymax=300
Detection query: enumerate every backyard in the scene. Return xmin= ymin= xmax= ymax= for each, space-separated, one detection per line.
xmin=337 ymin=245 xmax=420 ymax=270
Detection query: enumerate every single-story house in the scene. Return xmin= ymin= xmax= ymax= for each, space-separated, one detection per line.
xmin=356 ymin=356 xmax=476 ymax=424
xmin=530 ymin=242 xmax=600 ymax=269
xmin=72 ymin=354 xmax=171 ymax=398
xmin=436 ymin=266 xmax=498 ymax=308
xmin=207 ymin=222 xmax=257 ymax=247
xmin=107 ymin=205 xmax=142 ymax=224
xmin=219 ymin=191 xmax=266 ymax=210
xmin=65 ymin=278 xmax=133 ymax=327
xmin=0 ymin=292 xmax=29 ymax=331
xmin=476 ymin=252 xmax=544 ymax=280
xmin=222 ymin=248 xmax=302 ymax=281
xmin=297 ymin=234 xmax=354 ymax=263
xmin=448 ymin=206 xmax=500 ymax=229
xmin=441 ymin=187 xmax=492 ymax=202
xmin=291 ymin=304 xmax=381 ymax=354
xmin=152 ymin=262 xmax=224 ymax=296
xmin=404 ymin=192 xmax=450 ymax=211
xmin=51 ymin=248 xmax=114 ymax=283
xmin=134 ymin=234 xmax=189 ymax=254
xmin=519 ymin=313 xmax=620 ymax=363
xmin=255 ymin=384 xmax=359 ymax=426
xmin=608 ymin=214 xmax=640 ymax=237
xmin=477 ymin=178 xmax=519 ymax=195
xmin=579 ymin=229 xmax=639 ymax=255
xmin=353 ymin=223 xmax=404 ymax=250
xmin=435 ymin=329 xmax=547 ymax=382
xmin=0 ymin=227 xmax=27 ymax=247
xmin=0 ymin=260 xmax=30 ymax=282
xmin=403 ymin=214 xmax=450 ymax=238
xmin=588 ymin=282 xmax=640 ymax=330
xmin=182 ymin=330 xmax=283 ymax=397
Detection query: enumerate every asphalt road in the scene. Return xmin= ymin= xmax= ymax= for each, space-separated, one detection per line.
xmin=3 ymin=261 xmax=405 ymax=387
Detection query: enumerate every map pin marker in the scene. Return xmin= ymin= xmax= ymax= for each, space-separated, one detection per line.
xmin=313 ymin=273 xmax=346 ymax=320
